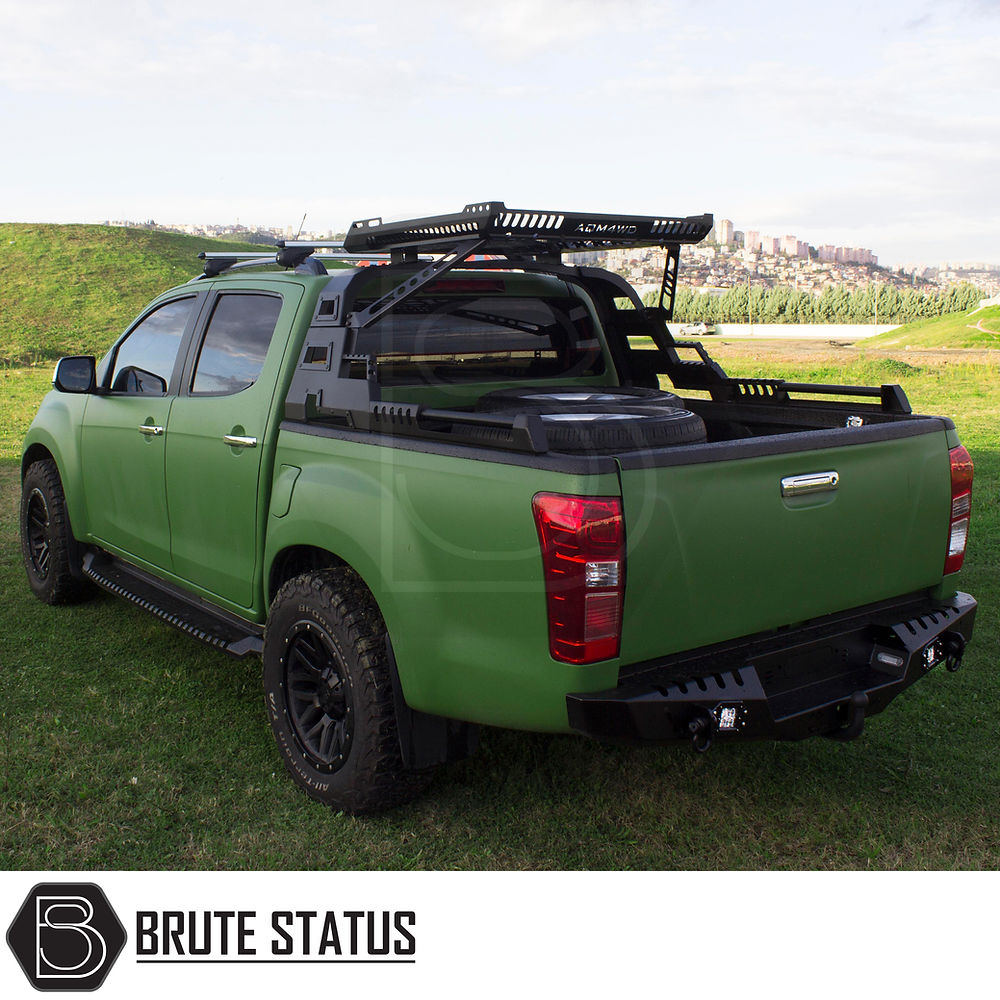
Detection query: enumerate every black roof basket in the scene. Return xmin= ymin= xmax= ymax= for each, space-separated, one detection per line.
xmin=342 ymin=201 xmax=713 ymax=257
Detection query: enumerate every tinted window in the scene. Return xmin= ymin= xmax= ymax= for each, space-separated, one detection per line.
xmin=191 ymin=294 xmax=282 ymax=394
xmin=110 ymin=298 xmax=194 ymax=394
xmin=353 ymin=292 xmax=605 ymax=386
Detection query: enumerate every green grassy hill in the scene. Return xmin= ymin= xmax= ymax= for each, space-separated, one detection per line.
xmin=0 ymin=224 xmax=269 ymax=365
xmin=861 ymin=305 xmax=1000 ymax=349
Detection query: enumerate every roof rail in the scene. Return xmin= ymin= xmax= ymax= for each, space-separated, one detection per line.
xmin=342 ymin=201 xmax=713 ymax=257
xmin=193 ymin=248 xmax=390 ymax=280
xmin=276 ymin=239 xmax=346 ymax=250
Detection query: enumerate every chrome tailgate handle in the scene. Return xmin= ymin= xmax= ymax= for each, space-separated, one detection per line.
xmin=138 ymin=424 xmax=164 ymax=436
xmin=781 ymin=471 xmax=839 ymax=497
xmin=223 ymin=434 xmax=258 ymax=448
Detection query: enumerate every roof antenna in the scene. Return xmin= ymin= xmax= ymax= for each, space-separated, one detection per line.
xmin=294 ymin=212 xmax=307 ymax=240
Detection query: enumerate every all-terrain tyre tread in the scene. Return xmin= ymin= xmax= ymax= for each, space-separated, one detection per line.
xmin=264 ymin=568 xmax=432 ymax=814
xmin=20 ymin=459 xmax=90 ymax=605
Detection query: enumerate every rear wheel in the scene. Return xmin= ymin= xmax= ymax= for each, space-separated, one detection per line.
xmin=263 ymin=568 xmax=432 ymax=813
xmin=20 ymin=459 xmax=90 ymax=605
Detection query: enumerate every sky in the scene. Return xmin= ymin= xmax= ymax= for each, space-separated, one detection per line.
xmin=0 ymin=0 xmax=997 ymax=268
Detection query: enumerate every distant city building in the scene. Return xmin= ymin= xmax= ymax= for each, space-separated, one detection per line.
xmin=745 ymin=230 xmax=761 ymax=252
xmin=716 ymin=219 xmax=734 ymax=245
xmin=779 ymin=234 xmax=799 ymax=256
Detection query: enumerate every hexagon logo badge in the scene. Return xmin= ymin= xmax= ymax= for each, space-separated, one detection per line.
xmin=6 ymin=882 xmax=127 ymax=991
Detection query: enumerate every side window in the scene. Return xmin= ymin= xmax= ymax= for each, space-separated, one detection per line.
xmin=190 ymin=294 xmax=283 ymax=395
xmin=109 ymin=298 xmax=194 ymax=394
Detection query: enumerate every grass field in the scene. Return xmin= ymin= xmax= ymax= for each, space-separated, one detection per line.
xmin=2 ymin=345 xmax=997 ymax=870
xmin=0 ymin=224 xmax=266 ymax=366
xmin=861 ymin=304 xmax=1000 ymax=350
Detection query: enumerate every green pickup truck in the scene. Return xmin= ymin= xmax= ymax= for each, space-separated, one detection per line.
xmin=20 ymin=203 xmax=977 ymax=812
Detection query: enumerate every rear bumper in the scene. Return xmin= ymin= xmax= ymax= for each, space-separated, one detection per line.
xmin=567 ymin=591 xmax=977 ymax=746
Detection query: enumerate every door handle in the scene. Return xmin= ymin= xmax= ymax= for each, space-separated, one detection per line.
xmin=223 ymin=434 xmax=258 ymax=448
xmin=138 ymin=424 xmax=164 ymax=436
xmin=781 ymin=471 xmax=839 ymax=497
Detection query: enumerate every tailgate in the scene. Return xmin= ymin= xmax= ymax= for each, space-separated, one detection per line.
xmin=617 ymin=425 xmax=952 ymax=664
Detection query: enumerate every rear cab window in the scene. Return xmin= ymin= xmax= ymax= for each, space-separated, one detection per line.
xmin=189 ymin=292 xmax=283 ymax=395
xmin=350 ymin=272 xmax=610 ymax=388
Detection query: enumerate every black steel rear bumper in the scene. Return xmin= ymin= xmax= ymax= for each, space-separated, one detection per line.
xmin=567 ymin=591 xmax=977 ymax=747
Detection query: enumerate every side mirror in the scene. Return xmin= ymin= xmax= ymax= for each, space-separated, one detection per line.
xmin=53 ymin=356 xmax=96 ymax=393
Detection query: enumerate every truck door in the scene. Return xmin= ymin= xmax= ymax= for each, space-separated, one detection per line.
xmin=81 ymin=296 xmax=200 ymax=570
xmin=164 ymin=287 xmax=301 ymax=610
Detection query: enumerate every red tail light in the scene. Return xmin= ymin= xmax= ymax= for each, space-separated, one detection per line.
xmin=944 ymin=445 xmax=973 ymax=575
xmin=532 ymin=493 xmax=625 ymax=664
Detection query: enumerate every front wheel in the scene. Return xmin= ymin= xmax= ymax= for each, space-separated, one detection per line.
xmin=263 ymin=569 xmax=432 ymax=814
xmin=20 ymin=459 xmax=90 ymax=605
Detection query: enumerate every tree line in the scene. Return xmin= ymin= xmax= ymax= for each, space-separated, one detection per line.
xmin=641 ymin=282 xmax=982 ymax=324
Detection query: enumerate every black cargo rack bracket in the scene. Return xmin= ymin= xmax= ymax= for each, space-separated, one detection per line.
xmin=345 ymin=237 xmax=487 ymax=329
xmin=704 ymin=371 xmax=911 ymax=415
xmin=635 ymin=319 xmax=913 ymax=415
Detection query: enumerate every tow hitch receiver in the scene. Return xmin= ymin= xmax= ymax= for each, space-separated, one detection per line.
xmin=943 ymin=631 xmax=966 ymax=672
xmin=688 ymin=711 xmax=715 ymax=752
xmin=825 ymin=691 xmax=870 ymax=742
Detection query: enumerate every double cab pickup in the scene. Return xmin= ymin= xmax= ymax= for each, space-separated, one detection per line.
xmin=20 ymin=203 xmax=976 ymax=811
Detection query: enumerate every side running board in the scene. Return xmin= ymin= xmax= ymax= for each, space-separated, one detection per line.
xmin=82 ymin=551 xmax=263 ymax=658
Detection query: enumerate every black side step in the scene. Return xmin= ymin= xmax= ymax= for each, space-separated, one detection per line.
xmin=82 ymin=551 xmax=263 ymax=658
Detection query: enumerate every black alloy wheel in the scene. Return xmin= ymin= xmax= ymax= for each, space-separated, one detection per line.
xmin=283 ymin=621 xmax=354 ymax=771
xmin=262 ymin=568 xmax=434 ymax=813
xmin=24 ymin=487 xmax=51 ymax=581
xmin=20 ymin=459 xmax=90 ymax=605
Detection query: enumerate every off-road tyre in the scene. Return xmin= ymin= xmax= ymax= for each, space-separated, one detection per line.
xmin=263 ymin=568 xmax=432 ymax=814
xmin=475 ymin=383 xmax=682 ymax=412
xmin=470 ymin=405 xmax=707 ymax=454
xmin=20 ymin=459 xmax=90 ymax=605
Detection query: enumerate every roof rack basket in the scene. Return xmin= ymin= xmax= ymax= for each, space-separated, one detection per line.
xmin=342 ymin=201 xmax=713 ymax=259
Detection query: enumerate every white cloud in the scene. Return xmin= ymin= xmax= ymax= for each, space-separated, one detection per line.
xmin=0 ymin=0 xmax=997 ymax=262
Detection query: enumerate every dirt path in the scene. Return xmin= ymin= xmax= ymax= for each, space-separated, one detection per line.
xmin=970 ymin=318 xmax=999 ymax=336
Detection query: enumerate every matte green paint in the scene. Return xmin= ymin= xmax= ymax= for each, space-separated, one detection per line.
xmin=80 ymin=393 xmax=176 ymax=568
xmin=270 ymin=465 xmax=301 ymax=518
xmin=617 ymin=430 xmax=953 ymax=664
xmin=265 ymin=429 xmax=622 ymax=731
xmin=165 ymin=285 xmax=303 ymax=606
xmin=21 ymin=389 xmax=90 ymax=537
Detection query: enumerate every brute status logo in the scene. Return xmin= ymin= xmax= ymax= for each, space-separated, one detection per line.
xmin=6 ymin=883 xmax=127 ymax=991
